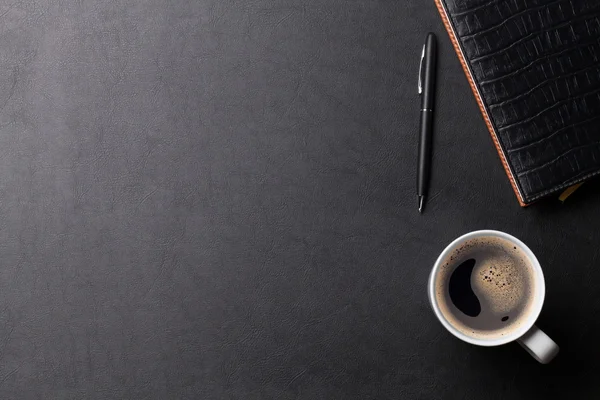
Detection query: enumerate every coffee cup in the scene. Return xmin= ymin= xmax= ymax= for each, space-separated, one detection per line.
xmin=428 ymin=230 xmax=559 ymax=363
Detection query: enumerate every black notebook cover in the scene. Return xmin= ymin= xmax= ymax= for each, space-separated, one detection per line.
xmin=435 ymin=0 xmax=600 ymax=206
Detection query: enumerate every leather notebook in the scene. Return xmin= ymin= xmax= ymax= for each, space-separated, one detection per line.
xmin=434 ymin=0 xmax=600 ymax=206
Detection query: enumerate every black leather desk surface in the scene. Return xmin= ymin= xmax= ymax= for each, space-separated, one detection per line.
xmin=2 ymin=0 xmax=600 ymax=398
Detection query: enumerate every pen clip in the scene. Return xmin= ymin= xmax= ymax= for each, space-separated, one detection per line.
xmin=418 ymin=44 xmax=425 ymax=94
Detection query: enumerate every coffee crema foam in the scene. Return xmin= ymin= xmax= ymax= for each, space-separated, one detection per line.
xmin=434 ymin=236 xmax=537 ymax=340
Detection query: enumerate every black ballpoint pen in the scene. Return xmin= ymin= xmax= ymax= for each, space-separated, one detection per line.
xmin=417 ymin=32 xmax=437 ymax=213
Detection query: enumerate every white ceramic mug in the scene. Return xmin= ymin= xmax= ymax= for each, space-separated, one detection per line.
xmin=428 ymin=230 xmax=559 ymax=364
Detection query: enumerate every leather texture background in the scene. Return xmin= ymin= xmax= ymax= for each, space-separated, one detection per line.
xmin=442 ymin=0 xmax=600 ymax=204
xmin=1 ymin=0 xmax=600 ymax=398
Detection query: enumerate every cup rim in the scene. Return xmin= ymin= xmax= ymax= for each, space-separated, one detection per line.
xmin=428 ymin=230 xmax=545 ymax=347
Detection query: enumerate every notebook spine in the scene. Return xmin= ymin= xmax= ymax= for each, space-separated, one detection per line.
xmin=433 ymin=0 xmax=527 ymax=207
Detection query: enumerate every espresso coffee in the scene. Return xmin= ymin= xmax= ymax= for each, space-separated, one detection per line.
xmin=434 ymin=236 xmax=537 ymax=339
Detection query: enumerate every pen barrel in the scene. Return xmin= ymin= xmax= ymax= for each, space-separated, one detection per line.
xmin=421 ymin=34 xmax=437 ymax=110
xmin=417 ymin=110 xmax=434 ymax=196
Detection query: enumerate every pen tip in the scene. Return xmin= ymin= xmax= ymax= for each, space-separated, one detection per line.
xmin=418 ymin=196 xmax=424 ymax=213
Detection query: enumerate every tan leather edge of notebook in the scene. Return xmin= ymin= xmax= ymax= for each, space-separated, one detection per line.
xmin=433 ymin=0 xmax=528 ymax=207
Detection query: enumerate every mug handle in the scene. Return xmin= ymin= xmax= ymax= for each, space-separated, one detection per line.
xmin=517 ymin=325 xmax=559 ymax=364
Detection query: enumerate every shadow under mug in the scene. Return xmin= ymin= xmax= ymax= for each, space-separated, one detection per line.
xmin=428 ymin=230 xmax=559 ymax=364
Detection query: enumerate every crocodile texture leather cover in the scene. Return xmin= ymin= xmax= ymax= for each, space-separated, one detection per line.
xmin=435 ymin=0 xmax=600 ymax=206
